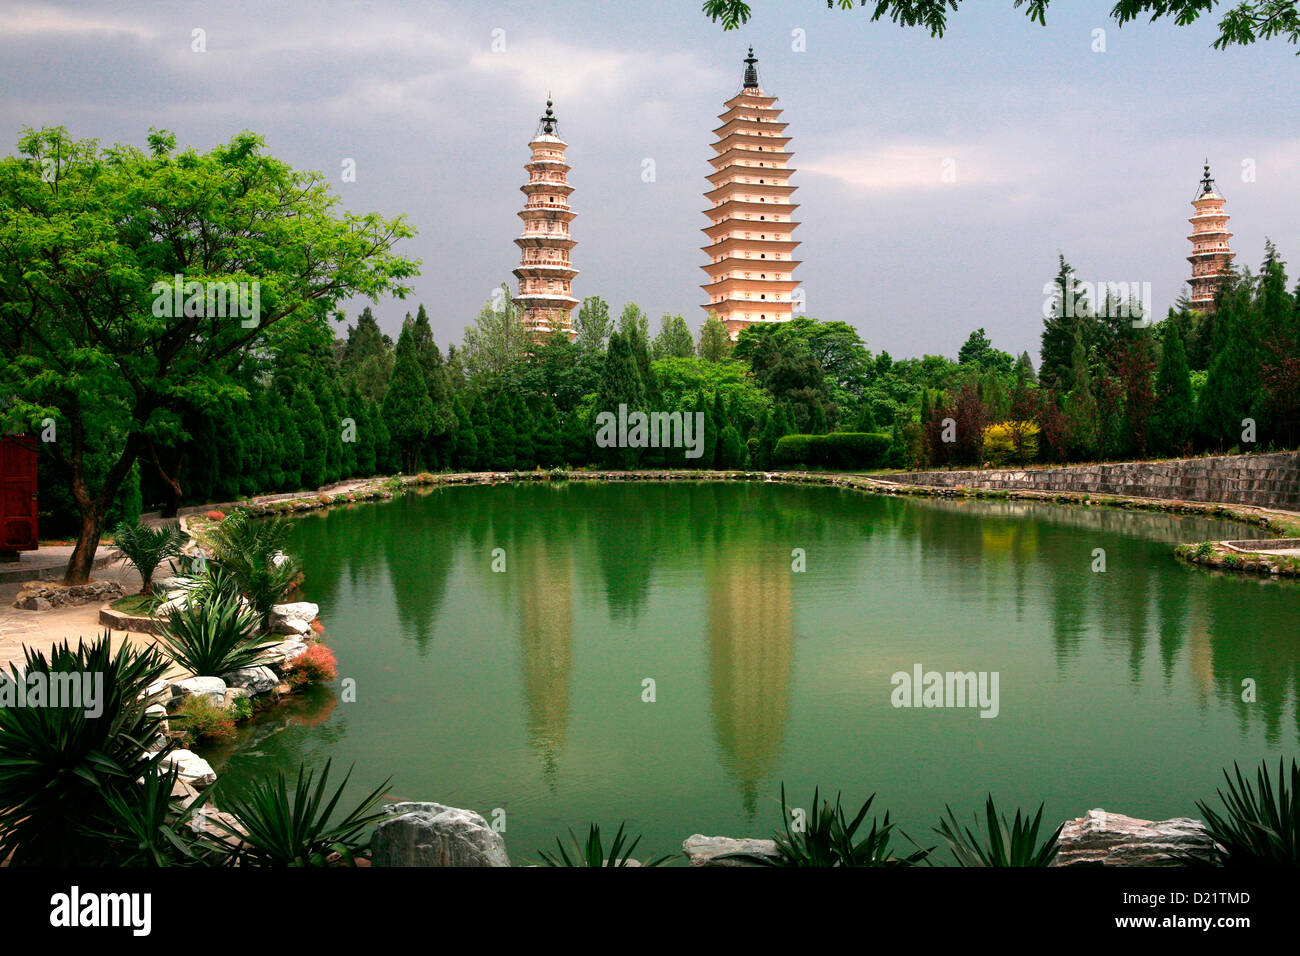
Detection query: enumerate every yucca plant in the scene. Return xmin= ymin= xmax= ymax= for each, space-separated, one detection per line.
xmin=730 ymin=784 xmax=931 ymax=867
xmin=537 ymin=821 xmax=672 ymax=867
xmin=209 ymin=759 xmax=392 ymax=866
xmin=112 ymin=519 xmax=188 ymax=595
xmin=79 ymin=762 xmax=224 ymax=867
xmin=1197 ymin=758 xmax=1300 ymax=866
xmin=933 ymin=796 xmax=1063 ymax=866
xmin=154 ymin=581 xmax=278 ymax=676
xmin=0 ymin=635 xmax=171 ymax=866
xmin=204 ymin=509 xmax=303 ymax=629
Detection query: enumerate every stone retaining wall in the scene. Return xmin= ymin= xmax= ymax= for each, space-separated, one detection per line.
xmin=887 ymin=452 xmax=1300 ymax=510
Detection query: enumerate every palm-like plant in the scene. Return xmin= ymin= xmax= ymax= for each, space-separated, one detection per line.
xmin=0 ymin=635 xmax=171 ymax=866
xmin=1197 ymin=758 xmax=1300 ymax=866
xmin=537 ymin=822 xmax=672 ymax=867
xmin=209 ymin=759 xmax=392 ymax=866
xmin=112 ymin=519 xmax=188 ymax=595
xmin=154 ymin=580 xmax=278 ymax=676
xmin=204 ymin=509 xmax=303 ymax=629
xmin=933 ymin=796 xmax=1063 ymax=867
xmin=731 ymin=784 xmax=931 ymax=867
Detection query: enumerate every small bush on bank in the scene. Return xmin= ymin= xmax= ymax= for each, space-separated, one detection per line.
xmin=982 ymin=421 xmax=1040 ymax=466
xmin=172 ymin=695 xmax=237 ymax=747
xmin=289 ymin=643 xmax=338 ymax=688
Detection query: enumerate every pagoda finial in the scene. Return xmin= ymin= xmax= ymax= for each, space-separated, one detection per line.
xmin=1199 ymin=159 xmax=1216 ymax=196
xmin=743 ymin=46 xmax=759 ymax=88
xmin=540 ymin=96 xmax=557 ymax=136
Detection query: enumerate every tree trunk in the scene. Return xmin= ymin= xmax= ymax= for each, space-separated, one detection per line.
xmin=63 ymin=508 xmax=105 ymax=586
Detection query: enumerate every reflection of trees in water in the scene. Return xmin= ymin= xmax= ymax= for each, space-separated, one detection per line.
xmin=1202 ymin=579 xmax=1300 ymax=746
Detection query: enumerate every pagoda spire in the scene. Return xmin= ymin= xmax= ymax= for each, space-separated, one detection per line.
xmin=513 ymin=97 xmax=578 ymax=342
xmin=701 ymin=49 xmax=802 ymax=340
xmin=1187 ymin=160 xmax=1234 ymax=313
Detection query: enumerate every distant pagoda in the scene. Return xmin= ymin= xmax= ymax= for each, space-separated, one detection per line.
xmin=701 ymin=47 xmax=802 ymax=339
xmin=1187 ymin=162 xmax=1235 ymax=312
xmin=514 ymin=98 xmax=578 ymax=341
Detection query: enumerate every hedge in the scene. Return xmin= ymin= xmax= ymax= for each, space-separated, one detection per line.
xmin=773 ymin=432 xmax=892 ymax=470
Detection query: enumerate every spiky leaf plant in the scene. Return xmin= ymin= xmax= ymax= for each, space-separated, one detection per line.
xmin=0 ymin=635 xmax=170 ymax=865
xmin=210 ymin=759 xmax=392 ymax=867
xmin=933 ymin=796 xmax=1063 ymax=867
xmin=730 ymin=784 xmax=931 ymax=867
xmin=154 ymin=578 xmax=278 ymax=676
xmin=537 ymin=821 xmax=672 ymax=867
xmin=1197 ymin=758 xmax=1300 ymax=866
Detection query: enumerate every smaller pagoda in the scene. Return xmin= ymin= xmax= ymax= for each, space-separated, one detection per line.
xmin=513 ymin=98 xmax=579 ymax=341
xmin=1187 ymin=162 xmax=1235 ymax=312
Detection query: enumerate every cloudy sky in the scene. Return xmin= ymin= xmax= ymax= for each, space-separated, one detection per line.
xmin=3 ymin=0 xmax=1298 ymax=361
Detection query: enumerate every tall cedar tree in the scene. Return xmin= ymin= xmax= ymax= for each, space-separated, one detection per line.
xmin=383 ymin=319 xmax=435 ymax=472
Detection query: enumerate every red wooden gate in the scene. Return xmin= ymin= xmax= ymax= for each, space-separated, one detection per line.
xmin=0 ymin=435 xmax=38 ymax=553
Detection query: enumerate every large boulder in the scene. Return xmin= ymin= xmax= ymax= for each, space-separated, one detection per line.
xmin=172 ymin=676 xmax=227 ymax=707
xmin=370 ymin=802 xmax=510 ymax=867
xmin=260 ymin=639 xmax=309 ymax=668
xmin=1054 ymin=809 xmax=1220 ymax=866
xmin=221 ymin=665 xmax=280 ymax=696
xmin=682 ymin=834 xmax=781 ymax=867
xmin=270 ymin=602 xmax=318 ymax=636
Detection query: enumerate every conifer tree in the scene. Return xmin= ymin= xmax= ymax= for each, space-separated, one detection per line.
xmin=383 ymin=319 xmax=435 ymax=472
xmin=1151 ymin=324 xmax=1194 ymax=456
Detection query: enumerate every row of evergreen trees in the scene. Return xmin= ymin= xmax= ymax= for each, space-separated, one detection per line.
xmin=40 ymin=246 xmax=1300 ymax=529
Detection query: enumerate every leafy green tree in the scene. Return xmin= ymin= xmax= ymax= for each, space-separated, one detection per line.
xmin=652 ymin=313 xmax=695 ymax=359
xmin=698 ymin=314 xmax=733 ymax=362
xmin=0 ymin=126 xmax=415 ymax=583
xmin=462 ymin=284 xmax=530 ymax=387
xmin=703 ymin=0 xmax=1300 ymax=52
xmin=382 ymin=319 xmax=434 ymax=472
xmin=574 ymin=295 xmax=613 ymax=352
xmin=1063 ymin=335 xmax=1099 ymax=460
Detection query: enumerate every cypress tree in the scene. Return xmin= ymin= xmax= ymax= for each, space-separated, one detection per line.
xmin=1151 ymin=324 xmax=1194 ymax=456
xmin=292 ymin=385 xmax=329 ymax=489
xmin=592 ymin=332 xmax=645 ymax=469
xmin=383 ymin=319 xmax=435 ymax=472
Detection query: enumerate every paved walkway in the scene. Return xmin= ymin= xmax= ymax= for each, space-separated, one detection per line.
xmin=0 ymin=558 xmax=161 ymax=672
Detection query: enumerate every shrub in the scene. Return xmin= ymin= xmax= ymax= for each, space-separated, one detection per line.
xmin=0 ymin=634 xmax=171 ymax=866
xmin=204 ymin=509 xmax=303 ymax=630
xmin=982 ymin=421 xmax=1041 ymax=467
xmin=155 ymin=580 xmax=278 ymax=676
xmin=773 ymin=433 xmax=892 ymax=470
xmin=731 ymin=784 xmax=931 ymax=867
xmin=205 ymin=510 xmax=227 ymax=522
xmin=111 ymin=519 xmax=188 ymax=595
xmin=210 ymin=759 xmax=392 ymax=866
xmin=934 ymin=796 xmax=1062 ymax=866
xmin=288 ymin=643 xmax=338 ymax=688
xmin=1197 ymin=758 xmax=1300 ymax=865
xmin=172 ymin=694 xmax=237 ymax=747
xmin=538 ymin=822 xmax=672 ymax=867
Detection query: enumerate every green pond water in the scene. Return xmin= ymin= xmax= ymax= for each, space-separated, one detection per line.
xmin=208 ymin=482 xmax=1299 ymax=863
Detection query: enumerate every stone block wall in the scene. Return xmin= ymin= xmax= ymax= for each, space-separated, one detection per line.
xmin=888 ymin=452 xmax=1300 ymax=510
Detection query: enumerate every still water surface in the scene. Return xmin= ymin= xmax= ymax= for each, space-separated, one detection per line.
xmin=209 ymin=482 xmax=1298 ymax=862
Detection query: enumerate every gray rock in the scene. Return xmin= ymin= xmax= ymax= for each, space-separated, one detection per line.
xmin=261 ymin=639 xmax=308 ymax=667
xmin=371 ymin=802 xmax=511 ymax=867
xmin=272 ymin=617 xmax=313 ymax=637
xmin=220 ymin=665 xmax=279 ymax=695
xmin=271 ymin=601 xmax=318 ymax=624
xmin=1054 ymin=809 xmax=1220 ymax=866
xmin=161 ymin=749 xmax=217 ymax=789
xmin=682 ymin=834 xmax=781 ymax=867
xmin=173 ymin=676 xmax=227 ymax=707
